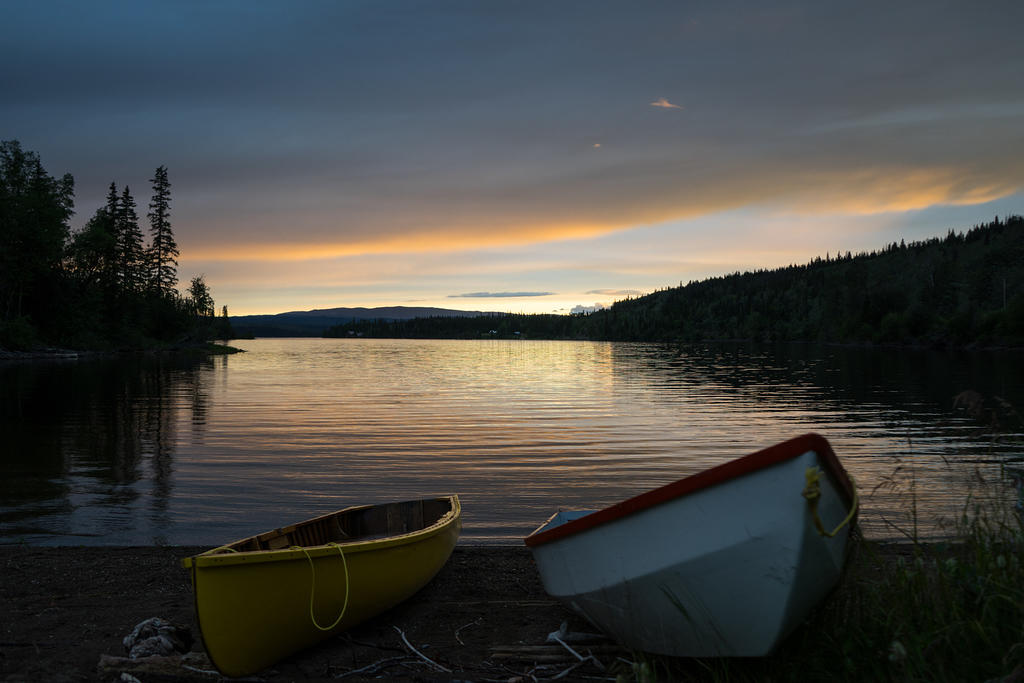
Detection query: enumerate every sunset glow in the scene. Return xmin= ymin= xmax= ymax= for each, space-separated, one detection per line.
xmin=4 ymin=2 xmax=1022 ymax=316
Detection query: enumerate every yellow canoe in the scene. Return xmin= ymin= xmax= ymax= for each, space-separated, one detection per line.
xmin=182 ymin=495 xmax=461 ymax=677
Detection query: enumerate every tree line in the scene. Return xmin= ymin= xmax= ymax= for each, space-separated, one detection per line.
xmin=325 ymin=216 xmax=1024 ymax=347
xmin=1 ymin=140 xmax=231 ymax=351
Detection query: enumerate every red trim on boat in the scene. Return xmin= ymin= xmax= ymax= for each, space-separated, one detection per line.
xmin=524 ymin=433 xmax=854 ymax=548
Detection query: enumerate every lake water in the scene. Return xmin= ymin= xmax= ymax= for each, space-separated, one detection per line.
xmin=1 ymin=338 xmax=1021 ymax=546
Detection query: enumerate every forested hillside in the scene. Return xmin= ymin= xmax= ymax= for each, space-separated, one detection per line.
xmin=0 ymin=140 xmax=230 ymax=351
xmin=326 ymin=216 xmax=1024 ymax=347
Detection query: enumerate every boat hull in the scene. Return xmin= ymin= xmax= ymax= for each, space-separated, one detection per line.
xmin=183 ymin=495 xmax=460 ymax=677
xmin=525 ymin=435 xmax=854 ymax=657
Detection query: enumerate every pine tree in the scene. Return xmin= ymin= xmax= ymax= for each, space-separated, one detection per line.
xmin=98 ymin=182 xmax=121 ymax=292
xmin=188 ymin=275 xmax=214 ymax=317
xmin=115 ymin=185 xmax=145 ymax=295
xmin=104 ymin=181 xmax=119 ymax=216
xmin=147 ymin=165 xmax=178 ymax=296
xmin=0 ymin=140 xmax=74 ymax=322
xmin=68 ymin=205 xmax=117 ymax=288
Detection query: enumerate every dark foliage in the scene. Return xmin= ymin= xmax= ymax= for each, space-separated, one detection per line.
xmin=147 ymin=165 xmax=179 ymax=297
xmin=326 ymin=216 xmax=1024 ymax=347
xmin=0 ymin=141 xmax=227 ymax=351
xmin=0 ymin=141 xmax=74 ymax=340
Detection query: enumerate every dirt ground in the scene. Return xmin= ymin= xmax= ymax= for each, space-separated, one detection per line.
xmin=0 ymin=545 xmax=619 ymax=683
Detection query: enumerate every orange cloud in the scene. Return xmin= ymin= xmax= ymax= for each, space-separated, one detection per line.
xmin=183 ymin=162 xmax=1021 ymax=265
xmin=650 ymin=97 xmax=683 ymax=109
xmin=185 ymin=220 xmax=626 ymax=262
xmin=779 ymin=166 xmax=1020 ymax=215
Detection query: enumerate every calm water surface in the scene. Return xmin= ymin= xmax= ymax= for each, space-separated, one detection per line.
xmin=2 ymin=339 xmax=1021 ymax=545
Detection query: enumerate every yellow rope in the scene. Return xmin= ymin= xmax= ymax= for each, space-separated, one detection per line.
xmin=802 ymin=466 xmax=858 ymax=538
xmin=293 ymin=542 xmax=350 ymax=632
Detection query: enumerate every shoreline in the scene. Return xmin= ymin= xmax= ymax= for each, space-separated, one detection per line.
xmin=0 ymin=541 xmax=939 ymax=682
xmin=0 ymin=342 xmax=242 ymax=364
xmin=4 ymin=337 xmax=1022 ymax=363
xmin=1 ymin=545 xmax=585 ymax=682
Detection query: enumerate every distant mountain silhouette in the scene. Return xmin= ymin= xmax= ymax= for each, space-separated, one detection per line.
xmin=230 ymin=306 xmax=494 ymax=337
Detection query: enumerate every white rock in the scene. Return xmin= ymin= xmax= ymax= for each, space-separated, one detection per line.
xmin=123 ymin=617 xmax=192 ymax=658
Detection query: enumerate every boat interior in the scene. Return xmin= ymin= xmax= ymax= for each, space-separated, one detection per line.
xmin=217 ymin=497 xmax=454 ymax=552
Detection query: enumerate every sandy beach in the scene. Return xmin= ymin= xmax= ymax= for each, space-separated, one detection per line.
xmin=5 ymin=540 xmax=1020 ymax=682
xmin=1 ymin=545 xmax=610 ymax=682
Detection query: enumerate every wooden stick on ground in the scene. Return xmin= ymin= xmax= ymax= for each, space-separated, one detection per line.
xmin=336 ymin=655 xmax=411 ymax=679
xmin=548 ymin=634 xmax=606 ymax=672
xmin=455 ymin=617 xmax=482 ymax=646
xmin=392 ymin=626 xmax=451 ymax=673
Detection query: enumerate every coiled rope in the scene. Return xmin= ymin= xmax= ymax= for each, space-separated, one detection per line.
xmin=293 ymin=542 xmax=350 ymax=631
xmin=802 ymin=466 xmax=858 ymax=538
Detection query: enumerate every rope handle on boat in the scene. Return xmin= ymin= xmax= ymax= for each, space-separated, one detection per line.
xmin=292 ymin=542 xmax=350 ymax=632
xmin=802 ymin=466 xmax=858 ymax=538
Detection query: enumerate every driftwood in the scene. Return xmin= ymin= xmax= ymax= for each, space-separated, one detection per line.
xmin=335 ymin=655 xmax=412 ymax=679
xmin=546 ymin=620 xmax=608 ymax=644
xmin=487 ymin=622 xmax=619 ymax=682
xmin=97 ymin=652 xmax=218 ymax=678
xmin=393 ymin=625 xmax=452 ymax=673
xmin=455 ymin=617 xmax=482 ymax=645
xmin=490 ymin=645 xmax=579 ymax=663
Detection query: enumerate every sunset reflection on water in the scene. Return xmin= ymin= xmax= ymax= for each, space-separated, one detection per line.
xmin=1 ymin=339 xmax=1021 ymax=545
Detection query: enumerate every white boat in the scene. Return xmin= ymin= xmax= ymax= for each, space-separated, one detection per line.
xmin=524 ymin=433 xmax=857 ymax=657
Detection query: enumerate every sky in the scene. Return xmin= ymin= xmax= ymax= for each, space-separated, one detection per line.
xmin=4 ymin=1 xmax=1023 ymax=316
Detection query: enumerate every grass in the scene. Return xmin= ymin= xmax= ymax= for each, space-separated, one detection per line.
xmin=796 ymin=509 xmax=1024 ymax=682
xmin=612 ymin=488 xmax=1023 ymax=682
xmin=611 ymin=414 xmax=1024 ymax=682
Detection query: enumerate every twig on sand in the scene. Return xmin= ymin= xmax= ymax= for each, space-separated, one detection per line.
xmin=455 ymin=617 xmax=482 ymax=645
xmin=484 ymin=663 xmax=542 ymax=683
xmin=181 ymin=663 xmax=221 ymax=676
xmin=548 ymin=634 xmax=605 ymax=672
xmin=392 ymin=626 xmax=452 ymax=673
xmin=335 ymin=655 xmax=410 ymax=679
xmin=552 ymin=660 xmax=587 ymax=679
xmin=546 ymin=621 xmax=607 ymax=644
xmin=550 ymin=660 xmax=618 ymax=680
xmin=342 ymin=634 xmax=405 ymax=654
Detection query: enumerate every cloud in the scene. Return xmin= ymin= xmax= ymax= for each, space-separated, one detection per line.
xmin=7 ymin=2 xmax=1024 ymax=320
xmin=14 ymin=3 xmax=1023 ymax=262
xmin=586 ymin=289 xmax=644 ymax=297
xmin=571 ymin=303 xmax=608 ymax=314
xmin=650 ymin=97 xmax=683 ymax=110
xmin=449 ymin=291 xmax=554 ymax=298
